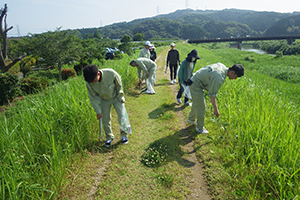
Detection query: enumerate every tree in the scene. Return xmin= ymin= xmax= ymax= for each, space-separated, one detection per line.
xmin=133 ymin=32 xmax=145 ymax=41
xmin=24 ymin=28 xmax=82 ymax=80
xmin=118 ymin=34 xmax=133 ymax=55
xmin=0 ymin=4 xmax=26 ymax=73
xmin=19 ymin=56 xmax=36 ymax=78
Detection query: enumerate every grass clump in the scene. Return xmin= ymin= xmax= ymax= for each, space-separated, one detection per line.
xmin=141 ymin=142 xmax=169 ymax=168
xmin=156 ymin=171 xmax=174 ymax=188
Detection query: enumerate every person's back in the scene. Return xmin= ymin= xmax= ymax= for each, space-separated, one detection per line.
xmin=191 ymin=63 xmax=228 ymax=93
xmin=167 ymin=49 xmax=180 ymax=65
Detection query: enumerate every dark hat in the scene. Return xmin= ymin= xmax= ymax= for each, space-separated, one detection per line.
xmin=187 ymin=49 xmax=200 ymax=59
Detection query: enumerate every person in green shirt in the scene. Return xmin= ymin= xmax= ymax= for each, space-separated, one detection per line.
xmin=83 ymin=65 xmax=130 ymax=147
xmin=139 ymin=41 xmax=151 ymax=59
xmin=186 ymin=63 xmax=244 ymax=134
xmin=177 ymin=49 xmax=200 ymax=106
xmin=130 ymin=58 xmax=157 ymax=94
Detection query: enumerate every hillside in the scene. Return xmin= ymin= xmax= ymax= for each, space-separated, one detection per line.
xmin=77 ymin=9 xmax=300 ymax=40
xmin=264 ymin=14 xmax=300 ymax=35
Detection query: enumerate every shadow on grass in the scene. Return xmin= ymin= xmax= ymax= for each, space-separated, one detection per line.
xmin=88 ymin=139 xmax=125 ymax=154
xmin=141 ymin=125 xmax=206 ymax=168
xmin=148 ymin=102 xmax=190 ymax=119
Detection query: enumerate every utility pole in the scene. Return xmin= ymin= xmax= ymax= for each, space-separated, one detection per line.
xmin=157 ymin=6 xmax=159 ymax=15
xmin=17 ymin=25 xmax=21 ymax=37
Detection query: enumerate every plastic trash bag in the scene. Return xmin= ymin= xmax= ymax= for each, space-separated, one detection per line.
xmin=119 ymin=104 xmax=132 ymax=135
xmin=145 ymin=78 xmax=155 ymax=94
xmin=182 ymin=84 xmax=192 ymax=100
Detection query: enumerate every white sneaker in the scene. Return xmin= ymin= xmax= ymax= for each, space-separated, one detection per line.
xmin=145 ymin=90 xmax=155 ymax=94
xmin=173 ymin=79 xmax=177 ymax=83
xmin=186 ymin=119 xmax=197 ymax=125
xmin=185 ymin=101 xmax=192 ymax=106
xmin=177 ymin=98 xmax=182 ymax=104
xmin=196 ymin=127 xmax=209 ymax=134
xmin=170 ymin=80 xmax=174 ymax=85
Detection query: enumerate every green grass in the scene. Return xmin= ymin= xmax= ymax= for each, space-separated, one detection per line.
xmin=1 ymin=42 xmax=300 ymax=199
xmin=176 ymin=42 xmax=300 ymax=199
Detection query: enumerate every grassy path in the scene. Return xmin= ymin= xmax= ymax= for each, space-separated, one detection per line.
xmin=63 ymin=48 xmax=212 ymax=199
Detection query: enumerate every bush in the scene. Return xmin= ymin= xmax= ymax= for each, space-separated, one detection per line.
xmin=19 ymin=77 xmax=48 ymax=94
xmin=0 ymin=73 xmax=20 ymax=105
xmin=74 ymin=60 xmax=89 ymax=76
xmin=61 ymin=68 xmax=77 ymax=80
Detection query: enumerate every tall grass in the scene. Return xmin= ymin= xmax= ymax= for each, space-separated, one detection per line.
xmin=177 ymin=42 xmax=300 ymax=199
xmin=218 ymin=77 xmax=300 ymax=199
xmin=0 ymin=53 xmax=138 ymax=199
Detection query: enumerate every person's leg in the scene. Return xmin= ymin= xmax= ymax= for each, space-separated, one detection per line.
xmin=148 ymin=68 xmax=155 ymax=93
xmin=188 ymin=85 xmax=205 ymax=129
xmin=176 ymin=83 xmax=184 ymax=99
xmin=100 ymin=99 xmax=114 ymax=140
xmin=112 ymin=98 xmax=128 ymax=138
xmin=173 ymin=64 xmax=178 ymax=80
xmin=169 ymin=65 xmax=174 ymax=81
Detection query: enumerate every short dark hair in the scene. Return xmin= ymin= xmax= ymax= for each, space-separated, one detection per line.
xmin=83 ymin=65 xmax=99 ymax=83
xmin=130 ymin=60 xmax=136 ymax=65
xmin=229 ymin=64 xmax=244 ymax=77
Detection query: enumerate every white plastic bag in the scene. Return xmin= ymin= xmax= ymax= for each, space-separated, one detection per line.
xmin=145 ymin=78 xmax=155 ymax=94
xmin=119 ymin=104 xmax=132 ymax=135
xmin=182 ymin=84 xmax=192 ymax=100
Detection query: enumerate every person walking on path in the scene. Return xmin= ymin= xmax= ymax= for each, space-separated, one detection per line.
xmin=130 ymin=58 xmax=157 ymax=94
xmin=149 ymin=44 xmax=157 ymax=83
xmin=140 ymin=41 xmax=152 ymax=59
xmin=176 ymin=49 xmax=200 ymax=106
xmin=150 ymin=44 xmax=157 ymax=62
xmin=166 ymin=43 xmax=180 ymax=84
xmin=83 ymin=65 xmax=130 ymax=147
xmin=186 ymin=63 xmax=244 ymax=134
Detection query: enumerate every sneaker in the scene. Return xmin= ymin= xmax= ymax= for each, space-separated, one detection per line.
xmin=185 ymin=101 xmax=192 ymax=106
xmin=121 ymin=136 xmax=129 ymax=145
xmin=177 ymin=98 xmax=182 ymax=104
xmin=145 ymin=90 xmax=155 ymax=94
xmin=196 ymin=127 xmax=209 ymax=134
xmin=104 ymin=139 xmax=113 ymax=147
xmin=173 ymin=79 xmax=177 ymax=83
xmin=170 ymin=80 xmax=174 ymax=85
xmin=186 ymin=119 xmax=197 ymax=125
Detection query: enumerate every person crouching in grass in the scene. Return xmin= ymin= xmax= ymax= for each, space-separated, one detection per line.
xmin=83 ymin=65 xmax=129 ymax=147
xmin=130 ymin=58 xmax=157 ymax=94
xmin=186 ymin=63 xmax=244 ymax=134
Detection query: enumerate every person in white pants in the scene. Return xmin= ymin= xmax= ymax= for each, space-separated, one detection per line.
xmin=187 ymin=63 xmax=244 ymax=134
xmin=83 ymin=65 xmax=130 ymax=147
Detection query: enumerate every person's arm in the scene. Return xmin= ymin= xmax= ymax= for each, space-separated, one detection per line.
xmin=114 ymin=72 xmax=125 ymax=103
xmin=177 ymin=50 xmax=181 ymax=65
xmin=210 ymin=97 xmax=219 ymax=117
xmin=86 ymin=83 xmax=102 ymax=118
xmin=178 ymin=61 xmax=186 ymax=84
xmin=137 ymin=60 xmax=149 ymax=78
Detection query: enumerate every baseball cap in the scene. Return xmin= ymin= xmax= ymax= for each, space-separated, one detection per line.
xmin=145 ymin=41 xmax=152 ymax=46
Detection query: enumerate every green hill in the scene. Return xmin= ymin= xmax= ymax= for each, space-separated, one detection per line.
xmin=76 ymin=9 xmax=300 ymax=40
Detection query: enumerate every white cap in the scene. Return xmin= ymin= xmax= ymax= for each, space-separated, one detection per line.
xmin=150 ymin=44 xmax=155 ymax=49
xmin=145 ymin=41 xmax=152 ymax=46
xmin=170 ymin=43 xmax=175 ymax=46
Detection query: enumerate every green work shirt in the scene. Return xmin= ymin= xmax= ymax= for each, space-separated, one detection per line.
xmin=139 ymin=48 xmax=150 ymax=59
xmin=191 ymin=62 xmax=228 ymax=98
xmin=135 ymin=58 xmax=157 ymax=79
xmin=86 ymin=68 xmax=125 ymax=114
xmin=177 ymin=59 xmax=195 ymax=84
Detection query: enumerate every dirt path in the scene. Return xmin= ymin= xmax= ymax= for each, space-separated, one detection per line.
xmin=156 ymin=49 xmax=211 ymax=199
xmin=68 ymin=48 xmax=212 ymax=199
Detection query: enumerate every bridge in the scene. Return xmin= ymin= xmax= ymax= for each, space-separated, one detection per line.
xmin=187 ymin=35 xmax=300 ymax=49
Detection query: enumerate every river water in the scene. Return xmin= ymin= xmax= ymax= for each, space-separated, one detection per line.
xmin=241 ymin=47 xmax=275 ymax=56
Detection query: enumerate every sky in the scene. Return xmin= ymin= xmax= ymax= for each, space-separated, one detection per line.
xmin=3 ymin=0 xmax=300 ymax=37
